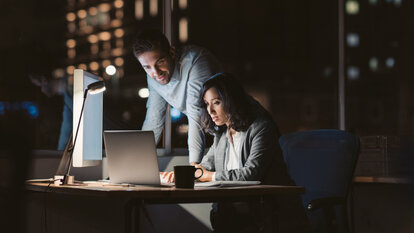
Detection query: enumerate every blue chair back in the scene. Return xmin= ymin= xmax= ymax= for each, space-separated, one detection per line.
xmin=279 ymin=129 xmax=359 ymax=208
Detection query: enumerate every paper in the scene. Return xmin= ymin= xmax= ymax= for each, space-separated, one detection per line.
xmin=194 ymin=181 xmax=261 ymax=187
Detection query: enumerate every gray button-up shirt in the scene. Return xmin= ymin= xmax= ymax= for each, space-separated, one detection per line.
xmin=142 ymin=45 xmax=221 ymax=163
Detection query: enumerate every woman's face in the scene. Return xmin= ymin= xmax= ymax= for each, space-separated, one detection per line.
xmin=203 ymin=87 xmax=230 ymax=127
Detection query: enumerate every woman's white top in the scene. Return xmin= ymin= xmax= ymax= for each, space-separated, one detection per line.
xmin=212 ymin=129 xmax=244 ymax=181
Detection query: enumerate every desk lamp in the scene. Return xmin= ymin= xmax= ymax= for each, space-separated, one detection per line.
xmin=56 ymin=80 xmax=106 ymax=184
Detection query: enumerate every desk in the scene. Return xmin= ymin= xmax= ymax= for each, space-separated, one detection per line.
xmin=354 ymin=176 xmax=412 ymax=184
xmin=25 ymin=183 xmax=305 ymax=233
xmin=350 ymin=178 xmax=414 ymax=233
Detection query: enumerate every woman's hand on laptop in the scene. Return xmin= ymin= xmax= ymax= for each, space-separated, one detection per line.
xmin=160 ymin=171 xmax=175 ymax=183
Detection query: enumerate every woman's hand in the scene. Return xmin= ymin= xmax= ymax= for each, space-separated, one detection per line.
xmin=160 ymin=171 xmax=175 ymax=183
xmin=194 ymin=164 xmax=214 ymax=182
xmin=160 ymin=164 xmax=215 ymax=183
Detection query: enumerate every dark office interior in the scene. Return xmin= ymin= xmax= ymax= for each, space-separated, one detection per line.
xmin=1 ymin=0 xmax=413 ymax=232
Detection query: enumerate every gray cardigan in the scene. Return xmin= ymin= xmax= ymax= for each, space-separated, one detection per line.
xmin=200 ymin=114 xmax=292 ymax=185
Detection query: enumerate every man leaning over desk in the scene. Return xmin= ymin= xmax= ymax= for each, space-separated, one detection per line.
xmin=132 ymin=29 xmax=221 ymax=164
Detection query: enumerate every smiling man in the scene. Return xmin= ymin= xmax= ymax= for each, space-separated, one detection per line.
xmin=132 ymin=29 xmax=221 ymax=164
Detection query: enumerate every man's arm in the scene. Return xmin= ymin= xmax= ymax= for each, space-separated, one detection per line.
xmin=185 ymin=50 xmax=221 ymax=163
xmin=142 ymin=82 xmax=168 ymax=144
xmin=186 ymin=115 xmax=205 ymax=163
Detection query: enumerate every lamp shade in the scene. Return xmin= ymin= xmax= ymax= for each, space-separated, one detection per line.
xmin=87 ymin=81 xmax=106 ymax=94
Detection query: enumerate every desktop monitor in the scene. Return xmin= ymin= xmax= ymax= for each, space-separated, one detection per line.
xmin=72 ymin=69 xmax=103 ymax=167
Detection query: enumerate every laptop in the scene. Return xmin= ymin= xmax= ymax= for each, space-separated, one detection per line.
xmin=103 ymin=130 xmax=261 ymax=188
xmin=103 ymin=130 xmax=171 ymax=186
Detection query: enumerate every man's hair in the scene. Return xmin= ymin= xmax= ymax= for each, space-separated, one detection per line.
xmin=200 ymin=73 xmax=256 ymax=135
xmin=132 ymin=29 xmax=171 ymax=57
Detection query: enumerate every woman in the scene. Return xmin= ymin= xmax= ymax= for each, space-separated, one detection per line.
xmin=160 ymin=73 xmax=307 ymax=232
xmin=195 ymin=73 xmax=302 ymax=233
xmin=195 ymin=72 xmax=291 ymax=186
xmin=161 ymin=72 xmax=291 ymax=184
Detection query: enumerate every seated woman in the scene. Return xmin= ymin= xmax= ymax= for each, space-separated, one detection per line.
xmin=162 ymin=72 xmax=306 ymax=232
xmin=196 ymin=72 xmax=291 ymax=185
xmin=197 ymin=73 xmax=305 ymax=233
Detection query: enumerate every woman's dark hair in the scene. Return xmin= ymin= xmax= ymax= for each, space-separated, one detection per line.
xmin=132 ymin=29 xmax=170 ymax=57
xmin=200 ymin=73 xmax=256 ymax=134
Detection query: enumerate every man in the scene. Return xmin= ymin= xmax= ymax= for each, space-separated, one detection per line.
xmin=132 ymin=29 xmax=221 ymax=164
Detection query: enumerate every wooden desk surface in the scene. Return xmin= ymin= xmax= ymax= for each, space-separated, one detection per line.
xmin=354 ymin=176 xmax=412 ymax=184
xmin=25 ymin=182 xmax=305 ymax=203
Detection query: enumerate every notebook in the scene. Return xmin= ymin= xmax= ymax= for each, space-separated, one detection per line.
xmin=103 ymin=130 xmax=172 ymax=186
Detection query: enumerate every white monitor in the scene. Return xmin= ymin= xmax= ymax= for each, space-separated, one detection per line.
xmin=72 ymin=69 xmax=103 ymax=167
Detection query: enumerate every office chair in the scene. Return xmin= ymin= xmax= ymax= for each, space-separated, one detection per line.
xmin=279 ymin=129 xmax=360 ymax=233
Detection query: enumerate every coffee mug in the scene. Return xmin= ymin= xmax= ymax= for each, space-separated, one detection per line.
xmin=174 ymin=165 xmax=203 ymax=188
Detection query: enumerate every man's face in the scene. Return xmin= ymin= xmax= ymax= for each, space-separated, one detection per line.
xmin=137 ymin=47 xmax=175 ymax=85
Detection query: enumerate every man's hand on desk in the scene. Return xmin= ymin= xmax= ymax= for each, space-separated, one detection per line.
xmin=160 ymin=171 xmax=175 ymax=183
